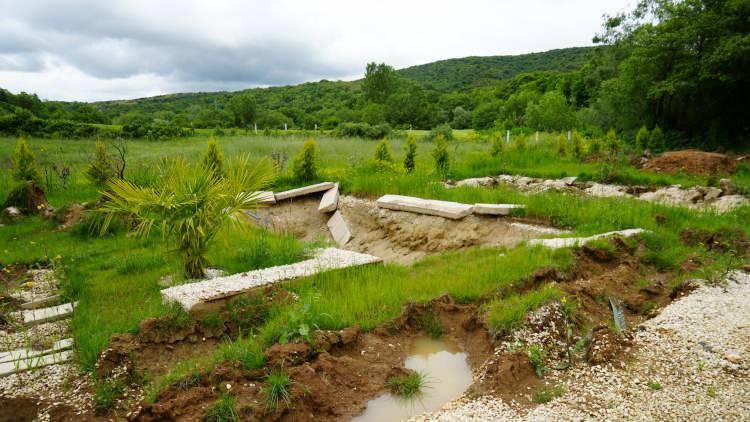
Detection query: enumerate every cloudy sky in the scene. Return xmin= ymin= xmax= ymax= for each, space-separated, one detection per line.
xmin=0 ymin=0 xmax=633 ymax=102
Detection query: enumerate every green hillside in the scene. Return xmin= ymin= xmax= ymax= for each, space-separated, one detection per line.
xmin=397 ymin=47 xmax=596 ymax=91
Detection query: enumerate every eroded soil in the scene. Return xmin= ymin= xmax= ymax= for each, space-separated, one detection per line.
xmin=258 ymin=194 xmax=566 ymax=264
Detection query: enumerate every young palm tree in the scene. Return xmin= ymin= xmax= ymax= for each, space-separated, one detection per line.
xmin=100 ymin=155 xmax=274 ymax=279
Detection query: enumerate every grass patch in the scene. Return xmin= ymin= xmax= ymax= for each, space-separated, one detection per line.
xmin=387 ymin=371 xmax=426 ymax=399
xmin=144 ymin=359 xmax=206 ymax=402
xmin=533 ymin=384 xmax=566 ymax=403
xmin=262 ymin=366 xmax=293 ymax=409
xmin=526 ymin=344 xmax=548 ymax=378
xmin=94 ymin=378 xmax=125 ymax=413
xmin=214 ymin=335 xmax=266 ymax=370
xmin=486 ymin=286 xmax=563 ymax=335
xmin=647 ymin=380 xmax=663 ymax=390
xmin=203 ymin=393 xmax=239 ymax=422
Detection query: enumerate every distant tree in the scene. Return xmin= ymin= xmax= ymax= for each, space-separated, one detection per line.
xmin=86 ymin=140 xmax=114 ymax=185
xmin=525 ymin=91 xmax=575 ymax=131
xmin=649 ymin=126 xmax=666 ymax=153
xmin=226 ymin=93 xmax=257 ymax=127
xmin=12 ymin=137 xmax=39 ymax=182
xmin=428 ymin=123 xmax=454 ymax=142
xmin=361 ymin=103 xmax=387 ymax=125
xmin=403 ymin=134 xmax=417 ymax=173
xmin=432 ymin=134 xmax=450 ymax=175
xmin=374 ymin=139 xmax=393 ymax=163
xmin=293 ymin=139 xmax=318 ymax=181
xmin=72 ymin=104 xmax=109 ymax=124
xmin=635 ymin=126 xmax=649 ymax=152
xmin=451 ymin=106 xmax=472 ymax=129
xmin=362 ymin=62 xmax=400 ymax=103
xmin=472 ymin=101 xmax=503 ymax=130
xmin=202 ymin=136 xmax=225 ymax=177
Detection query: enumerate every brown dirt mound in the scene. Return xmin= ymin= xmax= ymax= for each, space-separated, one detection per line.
xmin=643 ymin=150 xmax=736 ymax=175
xmin=259 ymin=195 xmax=565 ymax=264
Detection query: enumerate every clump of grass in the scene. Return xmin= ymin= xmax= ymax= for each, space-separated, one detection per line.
xmin=486 ymin=285 xmax=562 ymax=335
xmin=417 ymin=311 xmax=443 ymax=339
xmin=526 ymin=344 xmax=548 ymax=378
xmin=532 ymin=384 xmax=566 ymax=403
xmin=214 ymin=336 xmax=266 ymax=370
xmin=387 ymin=371 xmax=426 ymax=399
xmin=262 ymin=366 xmax=293 ymax=409
xmin=647 ymin=380 xmax=662 ymax=390
xmin=94 ymin=378 xmax=124 ymax=413
xmin=144 ymin=359 xmax=205 ymax=402
xmin=203 ymin=393 xmax=239 ymax=422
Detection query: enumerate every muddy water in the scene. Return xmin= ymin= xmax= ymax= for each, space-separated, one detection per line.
xmin=352 ymin=336 xmax=473 ymax=421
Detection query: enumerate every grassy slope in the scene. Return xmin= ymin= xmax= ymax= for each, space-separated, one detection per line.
xmin=1 ymin=134 xmax=748 ymax=372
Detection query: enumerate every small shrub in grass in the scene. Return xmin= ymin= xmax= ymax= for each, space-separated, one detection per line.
xmin=555 ymin=134 xmax=567 ymax=157
xmin=572 ymin=131 xmax=584 ymax=159
xmin=73 ymin=211 xmax=122 ymax=238
xmin=533 ymin=384 xmax=566 ymax=403
xmin=589 ymin=137 xmax=602 ymax=156
xmin=526 ymin=344 xmax=548 ymax=378
xmin=263 ymin=366 xmax=293 ymax=409
xmin=432 ymin=134 xmax=450 ymax=176
xmin=403 ymin=134 xmax=417 ymax=173
xmin=490 ymin=133 xmax=504 ymax=157
xmin=203 ymin=393 xmax=239 ymax=422
xmin=374 ymin=139 xmax=393 ymax=163
xmin=86 ymin=140 xmax=114 ymax=185
xmin=293 ymin=139 xmax=318 ymax=182
xmin=649 ymin=126 xmax=666 ymax=153
xmin=94 ymin=378 xmax=124 ymax=413
xmin=202 ymin=136 xmax=225 ymax=178
xmin=427 ymin=123 xmax=453 ymax=142
xmin=635 ymin=126 xmax=649 ymax=152
xmin=12 ymin=137 xmax=40 ymax=182
xmin=387 ymin=370 xmax=426 ymax=399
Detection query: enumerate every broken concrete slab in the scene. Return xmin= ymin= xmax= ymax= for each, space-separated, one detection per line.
xmin=20 ymin=302 xmax=76 ymax=326
xmin=0 ymin=338 xmax=73 ymax=364
xmin=527 ymin=229 xmax=645 ymax=249
xmin=275 ymin=182 xmax=336 ymax=201
xmin=472 ymin=203 xmax=524 ymax=216
xmin=0 ymin=350 xmax=73 ymax=378
xmin=561 ymin=176 xmax=578 ymax=186
xmin=20 ymin=294 xmax=60 ymax=310
xmin=318 ymin=184 xmax=339 ymax=213
xmin=376 ymin=194 xmax=473 ymax=219
xmin=327 ymin=210 xmax=352 ymax=246
xmin=161 ymin=248 xmax=382 ymax=312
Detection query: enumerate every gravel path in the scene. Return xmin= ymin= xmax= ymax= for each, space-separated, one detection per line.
xmin=413 ymin=271 xmax=750 ymax=421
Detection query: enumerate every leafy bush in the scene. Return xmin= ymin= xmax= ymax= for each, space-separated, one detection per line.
xmin=427 ymin=123 xmax=453 ymax=142
xmin=572 ymin=131 xmax=584 ymax=159
xmin=374 ymin=139 xmax=393 ymax=163
xmin=94 ymin=379 xmax=124 ymax=413
xmin=403 ymin=134 xmax=417 ymax=173
xmin=335 ymin=122 xmax=391 ymax=139
xmin=432 ymin=134 xmax=450 ymax=175
xmin=526 ymin=344 xmax=547 ymax=378
xmin=293 ymin=139 xmax=318 ymax=181
xmin=86 ymin=140 xmax=114 ymax=185
xmin=12 ymin=137 xmax=39 ymax=182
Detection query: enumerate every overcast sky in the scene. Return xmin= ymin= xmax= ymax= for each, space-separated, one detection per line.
xmin=0 ymin=0 xmax=633 ymax=102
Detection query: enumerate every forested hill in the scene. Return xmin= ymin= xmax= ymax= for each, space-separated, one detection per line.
xmin=397 ymin=47 xmax=596 ymax=91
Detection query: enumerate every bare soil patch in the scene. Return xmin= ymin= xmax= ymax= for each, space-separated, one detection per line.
xmin=259 ymin=195 xmax=565 ymax=264
xmin=643 ymin=149 xmax=737 ymax=175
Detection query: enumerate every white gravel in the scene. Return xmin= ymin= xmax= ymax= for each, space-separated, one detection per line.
xmin=413 ymin=271 xmax=750 ymax=421
xmin=161 ymin=248 xmax=382 ymax=311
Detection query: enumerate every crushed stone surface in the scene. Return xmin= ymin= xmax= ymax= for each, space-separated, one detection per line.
xmin=413 ymin=271 xmax=750 ymax=421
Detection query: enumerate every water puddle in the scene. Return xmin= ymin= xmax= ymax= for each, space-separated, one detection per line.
xmin=352 ymin=336 xmax=473 ymax=421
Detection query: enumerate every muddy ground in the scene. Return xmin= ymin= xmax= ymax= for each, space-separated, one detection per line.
xmin=641 ymin=149 xmax=738 ymax=175
xmin=256 ymin=194 xmax=565 ymax=264
xmin=78 ymin=236 xmax=682 ymax=422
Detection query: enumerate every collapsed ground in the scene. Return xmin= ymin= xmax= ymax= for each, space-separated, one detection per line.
xmin=1 ymin=138 xmax=750 ymax=421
